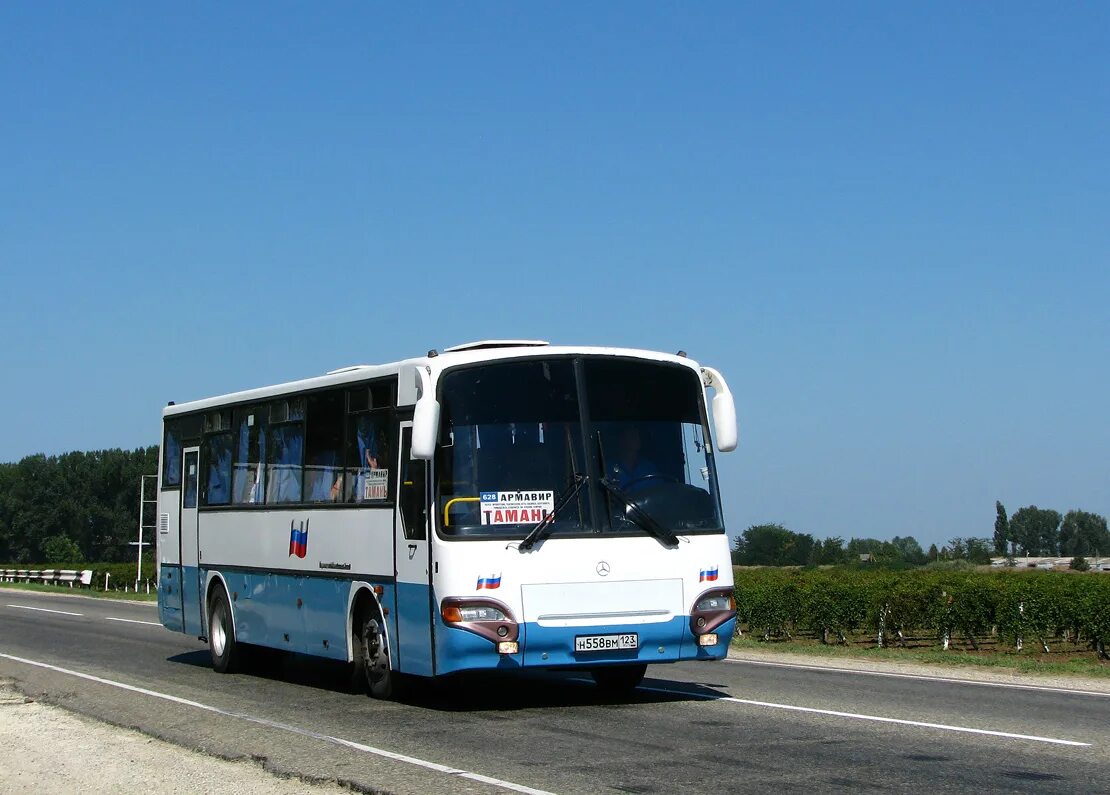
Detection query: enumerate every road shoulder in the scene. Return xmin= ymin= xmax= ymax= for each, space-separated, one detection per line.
xmin=0 ymin=682 xmax=356 ymax=794
xmin=727 ymin=645 xmax=1110 ymax=694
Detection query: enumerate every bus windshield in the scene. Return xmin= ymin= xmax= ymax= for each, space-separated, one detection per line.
xmin=436 ymin=357 xmax=723 ymax=539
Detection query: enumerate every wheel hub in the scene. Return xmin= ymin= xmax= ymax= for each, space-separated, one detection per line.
xmin=211 ymin=609 xmax=226 ymax=656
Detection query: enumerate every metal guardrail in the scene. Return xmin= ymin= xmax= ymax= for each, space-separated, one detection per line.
xmin=0 ymin=569 xmax=93 ymax=587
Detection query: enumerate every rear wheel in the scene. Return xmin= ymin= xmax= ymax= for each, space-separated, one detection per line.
xmin=207 ymin=586 xmax=243 ymax=673
xmin=590 ymin=663 xmax=647 ymax=693
xmin=352 ymin=603 xmax=395 ymax=699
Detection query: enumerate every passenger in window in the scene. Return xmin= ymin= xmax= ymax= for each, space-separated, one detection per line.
xmin=608 ymin=425 xmax=657 ymax=492
xmin=351 ymin=415 xmax=389 ymax=502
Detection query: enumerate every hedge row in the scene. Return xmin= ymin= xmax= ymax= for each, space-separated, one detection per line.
xmin=0 ymin=560 xmax=155 ymax=591
xmin=733 ymin=567 xmax=1110 ymax=659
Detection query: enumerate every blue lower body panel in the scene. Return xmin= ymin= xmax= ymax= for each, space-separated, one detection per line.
xmin=224 ymin=570 xmax=353 ymax=659
xmin=159 ymin=566 xmax=393 ymax=664
xmin=181 ymin=564 xmax=203 ymax=637
xmin=395 ymin=582 xmax=434 ymax=676
xmin=157 ymin=565 xmax=184 ymax=633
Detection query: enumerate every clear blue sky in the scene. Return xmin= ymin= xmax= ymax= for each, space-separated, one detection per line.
xmin=2 ymin=3 xmax=1107 ymax=549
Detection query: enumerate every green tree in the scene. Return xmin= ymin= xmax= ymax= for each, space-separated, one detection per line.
xmin=1071 ymin=556 xmax=1090 ymax=571
xmin=993 ymin=501 xmax=1009 ymax=555
xmin=41 ymin=535 xmax=83 ymax=563
xmin=734 ymin=524 xmax=815 ymax=566
xmin=965 ymin=537 xmax=993 ymax=565
xmin=1010 ymin=506 xmax=1062 ymax=556
xmin=1059 ymin=510 xmax=1109 ymax=558
xmin=814 ymin=536 xmax=848 ymax=565
xmin=890 ymin=535 xmax=926 ymax=565
xmin=927 ymin=543 xmax=939 ymax=562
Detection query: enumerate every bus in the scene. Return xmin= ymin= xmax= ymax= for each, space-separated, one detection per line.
xmin=157 ymin=341 xmax=739 ymax=696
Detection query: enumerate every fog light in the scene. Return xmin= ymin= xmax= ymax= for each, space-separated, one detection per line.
xmin=696 ymin=616 xmax=706 ymax=628
xmin=497 ymin=641 xmax=519 ymax=655
xmin=697 ymin=633 xmax=718 ymax=647
xmin=497 ymin=625 xmax=508 ymax=637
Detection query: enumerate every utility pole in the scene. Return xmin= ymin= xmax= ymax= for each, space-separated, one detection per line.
xmin=133 ymin=474 xmax=157 ymax=587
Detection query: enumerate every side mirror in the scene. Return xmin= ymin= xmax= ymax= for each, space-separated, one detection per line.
xmin=711 ymin=392 xmax=738 ymax=452
xmin=702 ymin=366 xmax=738 ymax=452
xmin=411 ymin=366 xmax=440 ymax=460
xmin=412 ymin=396 xmax=440 ymax=460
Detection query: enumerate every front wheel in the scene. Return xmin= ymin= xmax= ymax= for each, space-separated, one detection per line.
xmin=591 ymin=663 xmax=647 ymax=693
xmin=352 ymin=606 xmax=396 ymax=699
xmin=208 ymin=587 xmax=243 ymax=673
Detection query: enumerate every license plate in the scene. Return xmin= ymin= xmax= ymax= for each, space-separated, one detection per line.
xmin=574 ymin=633 xmax=639 ymax=652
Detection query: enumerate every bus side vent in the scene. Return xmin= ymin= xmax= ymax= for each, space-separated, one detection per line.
xmin=159 ymin=514 xmax=169 ymax=534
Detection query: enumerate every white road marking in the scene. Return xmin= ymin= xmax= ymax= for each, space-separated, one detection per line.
xmin=0 ymin=652 xmax=554 ymax=795
xmin=6 ymin=604 xmax=83 ymax=617
xmin=725 ymin=656 xmax=1110 ymax=698
xmin=637 ymin=684 xmax=1091 ymax=747
xmin=104 ymin=617 xmax=162 ymax=627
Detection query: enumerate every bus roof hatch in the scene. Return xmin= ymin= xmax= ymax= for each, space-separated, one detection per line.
xmin=443 ymin=340 xmax=550 ymax=352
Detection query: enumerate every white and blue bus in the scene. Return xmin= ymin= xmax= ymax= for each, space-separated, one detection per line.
xmin=157 ymin=341 xmax=738 ymax=696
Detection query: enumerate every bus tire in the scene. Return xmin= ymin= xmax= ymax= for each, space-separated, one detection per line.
xmin=207 ymin=586 xmax=243 ymax=674
xmin=352 ymin=603 xmax=394 ymax=699
xmin=590 ymin=663 xmax=646 ymax=692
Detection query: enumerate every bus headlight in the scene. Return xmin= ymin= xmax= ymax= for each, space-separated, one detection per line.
xmin=447 ymin=605 xmax=507 ymax=623
xmin=441 ymin=597 xmax=519 ymax=649
xmin=690 ymin=587 xmax=736 ymax=636
xmin=695 ymin=593 xmax=734 ymax=612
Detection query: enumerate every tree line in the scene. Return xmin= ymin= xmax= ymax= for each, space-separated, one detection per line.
xmin=0 ymin=447 xmax=158 ymax=563
xmin=734 ymin=502 xmax=1109 ymax=568
xmin=731 ymin=524 xmax=988 ymax=567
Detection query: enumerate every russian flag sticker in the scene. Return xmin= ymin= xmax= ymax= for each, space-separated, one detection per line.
xmin=476 ymin=574 xmax=502 ymax=590
xmin=699 ymin=566 xmax=718 ymax=582
xmin=289 ymin=519 xmax=309 ymax=559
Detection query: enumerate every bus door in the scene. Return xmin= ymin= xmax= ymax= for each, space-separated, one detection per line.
xmin=393 ymin=423 xmax=434 ymax=676
xmin=158 ymin=451 xmax=193 ymax=632
xmin=179 ymin=447 xmax=203 ymax=637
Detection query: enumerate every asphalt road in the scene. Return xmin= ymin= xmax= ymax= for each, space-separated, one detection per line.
xmin=1 ymin=588 xmax=1108 ymax=794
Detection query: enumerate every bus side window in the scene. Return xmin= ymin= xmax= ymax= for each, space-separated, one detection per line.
xmin=305 ymin=390 xmax=344 ymax=503
xmin=399 ymin=428 xmax=427 ymax=540
xmin=232 ymin=407 xmax=266 ymax=504
xmin=266 ymin=424 xmax=304 ymax=503
xmin=347 ymin=413 xmax=391 ymax=503
xmin=266 ymin=399 xmax=305 ymax=504
xmin=345 ymin=382 xmax=394 ymax=504
xmin=204 ymin=432 xmax=232 ymax=506
xmin=162 ymin=422 xmax=183 ymax=488
xmin=183 ymin=451 xmax=199 ymax=509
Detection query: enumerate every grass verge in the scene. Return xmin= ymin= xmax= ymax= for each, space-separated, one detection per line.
xmin=730 ymin=634 xmax=1110 ymax=679
xmin=0 ymin=581 xmax=158 ymax=602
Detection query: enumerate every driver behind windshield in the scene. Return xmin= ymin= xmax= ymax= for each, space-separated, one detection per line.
xmin=607 ymin=425 xmax=657 ymax=491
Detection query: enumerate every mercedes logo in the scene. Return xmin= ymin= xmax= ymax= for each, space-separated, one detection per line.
xmin=596 ymin=561 xmax=610 ymax=577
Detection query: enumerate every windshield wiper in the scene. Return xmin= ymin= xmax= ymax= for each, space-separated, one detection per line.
xmin=598 ymin=477 xmax=680 ymax=547
xmin=518 ymin=474 xmax=588 ymax=551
